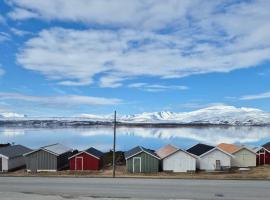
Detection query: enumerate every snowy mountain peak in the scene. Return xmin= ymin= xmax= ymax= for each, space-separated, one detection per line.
xmin=195 ymin=105 xmax=262 ymax=112
xmin=0 ymin=112 xmax=26 ymax=118
xmin=77 ymin=105 xmax=270 ymax=125
xmin=1 ymin=105 xmax=270 ymax=126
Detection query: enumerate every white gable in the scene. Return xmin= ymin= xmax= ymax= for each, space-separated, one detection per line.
xmin=163 ymin=150 xmax=196 ymax=172
xmin=199 ymin=148 xmax=231 ymax=170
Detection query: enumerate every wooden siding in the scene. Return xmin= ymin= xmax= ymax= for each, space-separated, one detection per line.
xmin=163 ymin=150 xmax=196 ymax=172
xmin=199 ymin=149 xmax=231 ymax=170
xmin=257 ymin=151 xmax=270 ymax=165
xmin=0 ymin=157 xmax=8 ymax=172
xmin=232 ymin=149 xmax=256 ymax=167
xmin=25 ymin=150 xmax=57 ymax=172
xmin=70 ymin=152 xmax=101 ymax=171
xmin=126 ymin=152 xmax=159 ymax=173
xmin=8 ymin=156 xmax=26 ymax=171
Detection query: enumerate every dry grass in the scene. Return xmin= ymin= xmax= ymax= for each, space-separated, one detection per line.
xmin=1 ymin=165 xmax=270 ymax=180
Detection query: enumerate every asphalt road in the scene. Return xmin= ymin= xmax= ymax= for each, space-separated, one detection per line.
xmin=0 ymin=177 xmax=269 ymax=200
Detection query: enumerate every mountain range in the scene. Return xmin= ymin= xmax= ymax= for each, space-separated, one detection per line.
xmin=1 ymin=105 xmax=270 ymax=126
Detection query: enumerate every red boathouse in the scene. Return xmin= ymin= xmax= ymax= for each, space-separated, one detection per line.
xmin=255 ymin=146 xmax=270 ymax=165
xmin=69 ymin=147 xmax=103 ymax=170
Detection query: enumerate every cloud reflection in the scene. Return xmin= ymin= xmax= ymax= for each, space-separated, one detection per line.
xmin=0 ymin=126 xmax=269 ymax=149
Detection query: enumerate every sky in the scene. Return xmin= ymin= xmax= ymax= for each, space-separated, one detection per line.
xmin=0 ymin=0 xmax=270 ymax=117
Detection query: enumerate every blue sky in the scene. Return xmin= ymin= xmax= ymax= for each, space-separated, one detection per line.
xmin=0 ymin=0 xmax=270 ymax=117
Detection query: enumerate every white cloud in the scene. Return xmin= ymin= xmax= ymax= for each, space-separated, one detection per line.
xmin=0 ymin=32 xmax=10 ymax=42
xmin=76 ymin=126 xmax=270 ymax=145
xmin=6 ymin=0 xmax=194 ymax=30
xmin=7 ymin=7 xmax=39 ymax=20
xmin=17 ymin=24 xmax=270 ymax=87
xmin=240 ymin=91 xmax=270 ymax=100
xmin=0 ymin=92 xmax=122 ymax=106
xmin=10 ymin=27 xmax=32 ymax=36
xmin=99 ymin=75 xmax=125 ymax=88
xmin=128 ymin=83 xmax=188 ymax=92
xmin=8 ymin=0 xmax=270 ymax=87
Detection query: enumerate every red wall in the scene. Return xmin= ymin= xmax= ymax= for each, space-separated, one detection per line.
xmin=69 ymin=152 xmax=102 ymax=170
xmin=256 ymin=152 xmax=270 ymax=165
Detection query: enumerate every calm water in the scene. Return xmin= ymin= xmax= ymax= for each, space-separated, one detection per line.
xmin=0 ymin=126 xmax=270 ymax=151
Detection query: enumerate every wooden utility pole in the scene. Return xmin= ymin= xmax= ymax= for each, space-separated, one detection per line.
xmin=112 ymin=110 xmax=116 ymax=178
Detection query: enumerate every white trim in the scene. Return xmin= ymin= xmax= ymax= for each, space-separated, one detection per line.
xmin=23 ymin=144 xmax=72 ymax=157
xmin=126 ymin=151 xmax=143 ymax=160
xmin=232 ymin=146 xmax=258 ymax=155
xmin=126 ymin=147 xmax=160 ymax=160
xmin=200 ymin=147 xmax=234 ymax=158
xmin=23 ymin=148 xmax=59 ymax=157
xmin=132 ymin=157 xmax=141 ymax=173
xmin=162 ymin=148 xmax=198 ymax=160
xmin=75 ymin=156 xmax=84 ymax=171
xmin=0 ymin=154 xmax=9 ymax=160
xmin=69 ymin=151 xmax=100 ymax=160
xmin=256 ymin=147 xmax=269 ymax=165
xmin=256 ymin=146 xmax=270 ymax=154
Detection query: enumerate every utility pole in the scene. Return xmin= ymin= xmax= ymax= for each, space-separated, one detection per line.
xmin=112 ymin=110 xmax=116 ymax=178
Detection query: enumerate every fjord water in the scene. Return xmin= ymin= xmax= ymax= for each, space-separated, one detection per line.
xmin=0 ymin=126 xmax=269 ymax=151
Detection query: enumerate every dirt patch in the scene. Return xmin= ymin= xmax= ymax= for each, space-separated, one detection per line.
xmin=1 ymin=165 xmax=270 ymax=180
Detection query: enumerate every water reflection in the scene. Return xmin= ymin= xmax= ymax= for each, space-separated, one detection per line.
xmin=0 ymin=126 xmax=269 ymax=151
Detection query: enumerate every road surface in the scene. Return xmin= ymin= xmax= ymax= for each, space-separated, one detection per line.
xmin=0 ymin=177 xmax=269 ymax=200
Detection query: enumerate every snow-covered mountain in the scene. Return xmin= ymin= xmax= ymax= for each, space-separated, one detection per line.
xmin=1 ymin=105 xmax=270 ymax=126
xmin=0 ymin=112 xmax=26 ymax=118
xmin=80 ymin=105 xmax=270 ymax=125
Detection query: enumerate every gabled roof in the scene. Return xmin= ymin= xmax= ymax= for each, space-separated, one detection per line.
xmin=24 ymin=143 xmax=72 ymax=157
xmin=0 ymin=145 xmax=32 ymax=159
xmin=69 ymin=147 xmax=103 ymax=160
xmin=199 ymin=147 xmax=234 ymax=158
xmin=124 ymin=146 xmax=160 ymax=160
xmin=156 ymin=144 xmax=178 ymax=159
xmin=85 ymin=147 xmax=103 ymax=158
xmin=186 ymin=143 xmax=215 ymax=156
xmin=253 ymin=146 xmax=270 ymax=153
xmin=162 ymin=148 xmax=197 ymax=160
xmin=262 ymin=142 xmax=270 ymax=150
xmin=217 ymin=143 xmax=240 ymax=154
xmin=232 ymin=146 xmax=257 ymax=155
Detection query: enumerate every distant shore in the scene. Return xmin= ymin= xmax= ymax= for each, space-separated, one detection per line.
xmin=1 ymin=119 xmax=270 ymax=128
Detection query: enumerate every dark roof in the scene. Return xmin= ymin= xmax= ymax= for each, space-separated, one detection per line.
xmin=263 ymin=142 xmax=270 ymax=150
xmin=0 ymin=143 xmax=10 ymax=148
xmin=85 ymin=147 xmax=103 ymax=158
xmin=24 ymin=143 xmax=72 ymax=157
xmin=186 ymin=143 xmax=215 ymax=156
xmin=0 ymin=145 xmax=32 ymax=159
xmin=124 ymin=146 xmax=141 ymax=159
xmin=42 ymin=143 xmax=72 ymax=155
xmin=124 ymin=146 xmax=160 ymax=159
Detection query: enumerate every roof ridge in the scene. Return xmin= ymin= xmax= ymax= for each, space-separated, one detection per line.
xmin=41 ymin=143 xmax=59 ymax=149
